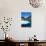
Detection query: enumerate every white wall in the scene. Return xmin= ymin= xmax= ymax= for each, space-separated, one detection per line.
xmin=0 ymin=0 xmax=46 ymax=40
xmin=44 ymin=15 xmax=46 ymax=40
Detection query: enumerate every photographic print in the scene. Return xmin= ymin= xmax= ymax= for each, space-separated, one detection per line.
xmin=21 ymin=12 xmax=32 ymax=27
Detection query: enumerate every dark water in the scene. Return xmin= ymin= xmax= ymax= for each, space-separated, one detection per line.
xmin=21 ymin=23 xmax=31 ymax=27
